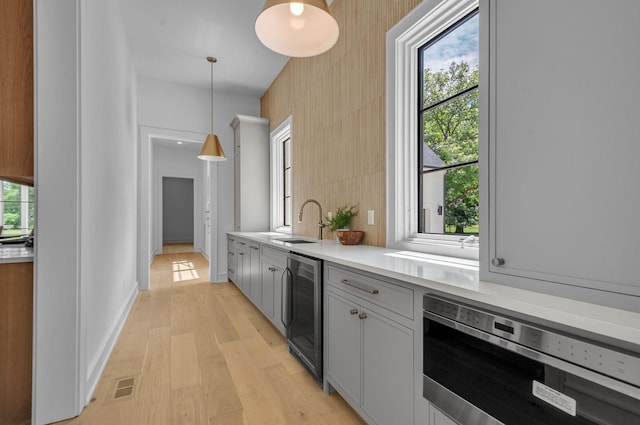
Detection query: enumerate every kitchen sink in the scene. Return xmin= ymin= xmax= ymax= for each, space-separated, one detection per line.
xmin=274 ymin=238 xmax=316 ymax=244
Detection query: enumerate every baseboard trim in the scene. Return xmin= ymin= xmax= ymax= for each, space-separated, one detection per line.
xmin=84 ymin=282 xmax=139 ymax=404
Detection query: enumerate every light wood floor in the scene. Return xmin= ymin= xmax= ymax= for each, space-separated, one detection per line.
xmin=56 ymin=251 xmax=366 ymax=425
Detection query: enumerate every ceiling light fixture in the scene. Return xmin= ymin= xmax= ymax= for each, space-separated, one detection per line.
xmin=198 ymin=56 xmax=226 ymax=161
xmin=255 ymin=0 xmax=339 ymax=57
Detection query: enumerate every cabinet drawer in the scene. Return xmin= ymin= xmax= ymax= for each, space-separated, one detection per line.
xmin=236 ymin=238 xmax=249 ymax=251
xmin=261 ymin=244 xmax=287 ymax=266
xmin=326 ymin=265 xmax=413 ymax=319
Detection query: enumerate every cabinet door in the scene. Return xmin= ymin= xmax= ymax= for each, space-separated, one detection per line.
xmin=361 ymin=309 xmax=413 ymax=425
xmin=249 ymin=244 xmax=261 ymax=305
xmin=326 ymin=291 xmax=362 ymax=404
xmin=483 ymin=0 xmax=640 ymax=307
xmin=273 ymin=266 xmax=286 ymax=335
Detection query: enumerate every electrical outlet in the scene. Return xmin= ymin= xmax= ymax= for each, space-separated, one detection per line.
xmin=368 ymin=210 xmax=374 ymax=225
xmin=328 ymin=211 xmax=333 ymax=219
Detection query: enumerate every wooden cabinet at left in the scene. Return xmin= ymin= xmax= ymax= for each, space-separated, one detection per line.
xmin=0 ymin=0 xmax=34 ymax=180
xmin=0 ymin=262 xmax=33 ymax=425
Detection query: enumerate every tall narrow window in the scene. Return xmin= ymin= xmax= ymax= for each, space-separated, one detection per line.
xmin=283 ymin=136 xmax=292 ymax=227
xmin=419 ymin=11 xmax=479 ymax=236
xmin=270 ymin=116 xmax=293 ymax=233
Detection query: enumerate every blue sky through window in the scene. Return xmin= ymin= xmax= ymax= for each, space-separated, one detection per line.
xmin=422 ymin=13 xmax=479 ymax=72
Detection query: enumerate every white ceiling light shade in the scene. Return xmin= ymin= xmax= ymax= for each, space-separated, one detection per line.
xmin=255 ymin=0 xmax=339 ymax=57
xmin=198 ymin=56 xmax=226 ymax=161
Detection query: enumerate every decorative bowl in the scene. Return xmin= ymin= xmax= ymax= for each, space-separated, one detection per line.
xmin=336 ymin=230 xmax=364 ymax=245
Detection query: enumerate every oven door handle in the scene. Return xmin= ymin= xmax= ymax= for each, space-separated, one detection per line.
xmin=424 ymin=311 xmax=640 ymax=401
xmin=281 ymin=267 xmax=293 ymax=328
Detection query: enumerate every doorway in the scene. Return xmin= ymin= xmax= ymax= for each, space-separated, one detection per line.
xmin=162 ymin=177 xmax=194 ymax=250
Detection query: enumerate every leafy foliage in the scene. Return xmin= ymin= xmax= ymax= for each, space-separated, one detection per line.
xmin=326 ymin=204 xmax=358 ymax=232
xmin=422 ymin=61 xmax=479 ymax=234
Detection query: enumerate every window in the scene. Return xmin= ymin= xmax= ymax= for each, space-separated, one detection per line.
xmin=270 ymin=116 xmax=293 ymax=233
xmin=386 ymin=0 xmax=479 ymax=259
xmin=419 ymin=12 xmax=479 ymax=236
xmin=1 ymin=180 xmax=34 ymax=235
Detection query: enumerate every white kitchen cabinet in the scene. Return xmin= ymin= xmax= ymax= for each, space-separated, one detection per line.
xmin=325 ymin=265 xmax=414 ymax=425
xmin=480 ymin=0 xmax=640 ymax=311
xmin=230 ymin=115 xmax=270 ymax=232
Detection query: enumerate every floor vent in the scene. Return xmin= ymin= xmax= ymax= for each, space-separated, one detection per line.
xmin=114 ymin=377 xmax=136 ymax=399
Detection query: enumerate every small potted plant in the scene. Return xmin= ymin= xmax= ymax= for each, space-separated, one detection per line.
xmin=326 ymin=205 xmax=364 ymax=245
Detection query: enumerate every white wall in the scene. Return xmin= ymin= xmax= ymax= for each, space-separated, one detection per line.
xmin=137 ymin=77 xmax=260 ymax=283
xmin=34 ymin=0 xmax=138 ymax=423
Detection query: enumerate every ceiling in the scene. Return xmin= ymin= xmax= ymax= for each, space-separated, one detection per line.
xmin=118 ymin=0 xmax=291 ymax=97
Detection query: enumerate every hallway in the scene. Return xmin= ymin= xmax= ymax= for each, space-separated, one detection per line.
xmin=56 ymin=249 xmax=364 ymax=424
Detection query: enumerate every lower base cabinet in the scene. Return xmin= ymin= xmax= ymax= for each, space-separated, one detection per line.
xmin=260 ymin=260 xmax=285 ymax=334
xmin=326 ymin=288 xmax=414 ymax=425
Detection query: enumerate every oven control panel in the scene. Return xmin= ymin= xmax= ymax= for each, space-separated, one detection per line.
xmin=424 ymin=295 xmax=640 ymax=389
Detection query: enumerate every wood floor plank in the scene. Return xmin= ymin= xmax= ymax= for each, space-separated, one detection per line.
xmin=204 ymin=291 xmax=239 ymax=344
xmin=199 ymin=353 xmax=243 ymax=420
xmin=132 ymin=327 xmax=171 ymax=425
xmin=219 ymin=340 xmax=287 ymax=424
xmin=170 ymin=333 xmax=201 ymax=390
xmin=171 ymin=384 xmax=208 ymax=425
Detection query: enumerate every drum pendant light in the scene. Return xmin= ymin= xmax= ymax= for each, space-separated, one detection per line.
xmin=255 ymin=0 xmax=339 ymax=57
xmin=198 ymin=56 xmax=226 ymax=161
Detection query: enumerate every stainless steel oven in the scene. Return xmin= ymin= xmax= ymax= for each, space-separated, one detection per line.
xmin=282 ymin=252 xmax=323 ymax=385
xmin=423 ymin=294 xmax=640 ymax=425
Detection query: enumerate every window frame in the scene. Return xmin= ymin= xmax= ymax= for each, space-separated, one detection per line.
xmin=270 ymin=116 xmax=293 ymax=234
xmin=386 ymin=0 xmax=479 ymax=259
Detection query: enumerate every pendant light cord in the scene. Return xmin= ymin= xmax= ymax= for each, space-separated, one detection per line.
xmin=210 ymin=59 xmax=214 ymax=134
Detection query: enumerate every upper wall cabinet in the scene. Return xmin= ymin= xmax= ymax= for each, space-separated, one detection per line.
xmin=0 ymin=0 xmax=34 ymax=182
xmin=480 ymin=0 xmax=640 ymax=311
xmin=231 ymin=115 xmax=270 ymax=231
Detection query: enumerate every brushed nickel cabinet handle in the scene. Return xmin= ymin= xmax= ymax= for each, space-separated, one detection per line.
xmin=358 ymin=312 xmax=367 ymax=320
xmin=250 ymin=246 xmax=259 ymax=250
xmin=238 ymin=252 xmax=245 ymax=256
xmin=340 ymin=279 xmax=379 ymax=294
xmin=350 ymin=308 xmax=358 ymax=315
xmin=238 ymin=242 xmax=246 ymax=246
xmin=269 ymin=267 xmax=276 ymax=272
xmin=228 ymin=252 xmax=234 ymax=255
xmin=492 ymin=257 xmax=505 ymax=266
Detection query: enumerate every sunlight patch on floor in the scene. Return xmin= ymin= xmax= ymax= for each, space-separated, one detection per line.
xmin=172 ymin=260 xmax=200 ymax=282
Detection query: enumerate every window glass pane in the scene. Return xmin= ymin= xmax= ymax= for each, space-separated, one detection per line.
xmin=284 ymin=196 xmax=292 ymax=227
xmin=284 ymin=167 xmax=292 ymax=197
xmin=419 ymin=9 xmax=479 ymax=237
xmin=422 ymin=88 xmax=478 ymax=167
xmin=422 ymin=13 xmax=479 ymax=108
xmin=283 ymin=138 xmax=291 ymax=168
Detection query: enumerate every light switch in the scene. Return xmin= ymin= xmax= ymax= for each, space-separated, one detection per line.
xmin=368 ymin=210 xmax=374 ymax=225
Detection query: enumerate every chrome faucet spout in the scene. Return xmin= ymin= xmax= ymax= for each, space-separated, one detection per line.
xmin=298 ymin=199 xmax=326 ymax=240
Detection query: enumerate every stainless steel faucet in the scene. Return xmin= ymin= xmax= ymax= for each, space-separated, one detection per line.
xmin=298 ymin=199 xmax=326 ymax=240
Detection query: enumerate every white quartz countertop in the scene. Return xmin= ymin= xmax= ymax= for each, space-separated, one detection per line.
xmin=0 ymin=244 xmax=34 ymax=263
xmin=229 ymin=231 xmax=640 ymax=350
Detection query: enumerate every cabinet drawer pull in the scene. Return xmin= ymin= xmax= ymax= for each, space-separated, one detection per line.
xmin=238 ymin=252 xmax=245 ymax=256
xmin=358 ymin=312 xmax=367 ymax=320
xmin=250 ymin=246 xmax=259 ymax=250
xmin=228 ymin=268 xmax=235 ymax=273
xmin=350 ymin=308 xmax=358 ymax=315
xmin=229 ymin=238 xmax=235 ymax=242
xmin=492 ymin=257 xmax=505 ymax=266
xmin=340 ymin=279 xmax=379 ymax=294
xmin=269 ymin=267 xmax=276 ymax=272
xmin=228 ymin=252 xmax=234 ymax=255
xmin=238 ymin=242 xmax=246 ymax=246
